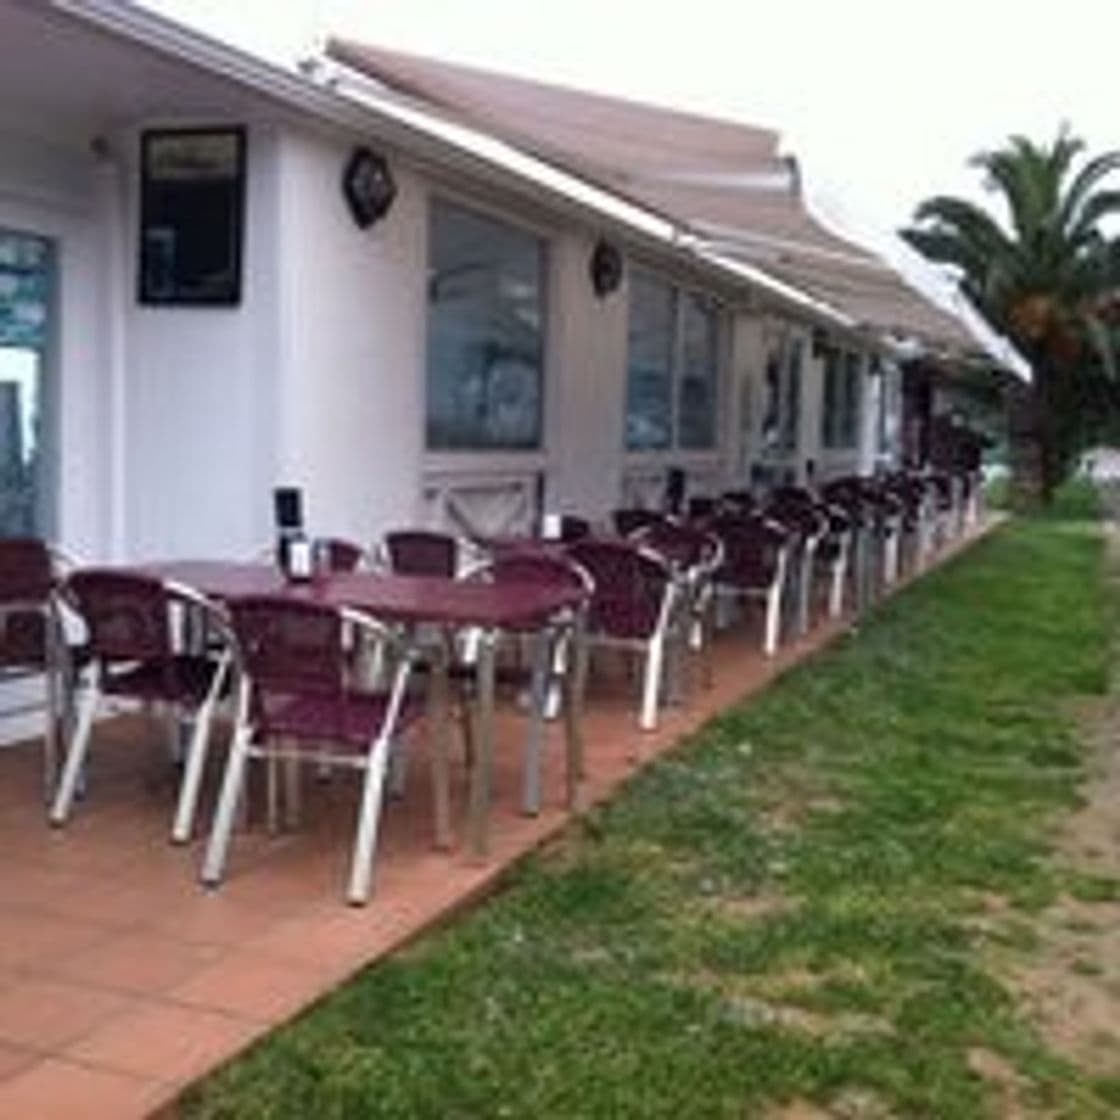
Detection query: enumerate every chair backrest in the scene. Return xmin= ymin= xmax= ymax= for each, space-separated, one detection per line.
xmin=472 ymin=551 xmax=592 ymax=598
xmin=0 ymin=537 xmax=53 ymax=605
xmin=568 ymin=538 xmax=671 ymax=640
xmin=765 ymin=499 xmax=826 ymax=543
xmin=633 ymin=520 xmax=718 ymax=574
xmin=228 ymin=595 xmax=343 ymax=699
xmin=383 ymin=530 xmax=457 ymax=577
xmin=321 ymin=538 xmax=365 ymax=573
xmin=719 ymin=490 xmax=755 ymax=516
xmin=612 ymin=508 xmax=664 ymax=538
xmin=708 ymin=514 xmax=787 ymax=589
xmin=67 ymin=570 xmax=173 ymax=663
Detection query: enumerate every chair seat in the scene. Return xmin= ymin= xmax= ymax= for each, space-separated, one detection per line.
xmin=256 ymin=689 xmax=426 ymax=747
xmin=103 ymin=654 xmax=223 ymax=704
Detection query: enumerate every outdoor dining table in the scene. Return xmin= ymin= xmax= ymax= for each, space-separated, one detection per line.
xmin=145 ymin=561 xmax=586 ymax=859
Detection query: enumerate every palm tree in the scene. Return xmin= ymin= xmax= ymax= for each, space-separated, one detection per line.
xmin=901 ymin=130 xmax=1120 ymax=504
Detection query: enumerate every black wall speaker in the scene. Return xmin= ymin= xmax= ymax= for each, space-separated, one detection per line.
xmin=342 ymin=147 xmax=397 ymax=229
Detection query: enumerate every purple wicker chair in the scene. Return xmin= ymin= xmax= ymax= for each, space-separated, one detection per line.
xmin=49 ymin=569 xmax=231 ymax=843
xmin=567 ymin=538 xmax=676 ymax=731
xmin=631 ymin=520 xmax=723 ymax=688
xmin=707 ymin=513 xmax=790 ymax=656
xmin=382 ymin=530 xmax=457 ymax=578
xmin=0 ymin=538 xmax=66 ymax=796
xmin=457 ymin=552 xmax=592 ymax=813
xmin=201 ymin=595 xmax=424 ymax=905
xmin=765 ymin=497 xmax=829 ymax=637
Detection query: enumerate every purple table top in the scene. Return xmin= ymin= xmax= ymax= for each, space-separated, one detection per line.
xmin=146 ymin=561 xmax=581 ymax=629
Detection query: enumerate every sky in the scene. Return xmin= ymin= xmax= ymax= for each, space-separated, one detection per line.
xmin=148 ymin=0 xmax=1120 ymax=253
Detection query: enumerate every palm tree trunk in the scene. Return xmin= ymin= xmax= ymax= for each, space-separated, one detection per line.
xmin=1006 ymin=380 xmax=1047 ymax=508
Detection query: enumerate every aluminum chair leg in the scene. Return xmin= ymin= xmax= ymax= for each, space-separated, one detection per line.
xmin=763 ymin=583 xmax=782 ymax=657
xmin=466 ymin=631 xmax=497 ymax=858
xmin=521 ymin=628 xmax=553 ymax=816
xmin=884 ymin=530 xmax=900 ymax=586
xmin=346 ymin=735 xmax=393 ymax=905
xmin=639 ymin=634 xmax=665 ymax=731
xmin=49 ymin=682 xmax=99 ymax=825
xmin=201 ymin=722 xmax=253 ymax=887
xmin=829 ymin=553 xmax=847 ymax=619
xmin=170 ymin=659 xmax=229 ymax=844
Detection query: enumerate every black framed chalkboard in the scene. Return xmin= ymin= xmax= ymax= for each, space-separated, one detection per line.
xmin=138 ymin=126 xmax=246 ymax=306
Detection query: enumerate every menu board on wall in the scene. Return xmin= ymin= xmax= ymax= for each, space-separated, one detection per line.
xmin=138 ymin=127 xmax=246 ymax=306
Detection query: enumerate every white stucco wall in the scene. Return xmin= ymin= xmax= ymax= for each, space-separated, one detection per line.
xmin=545 ymin=231 xmax=629 ymax=522
xmin=273 ymin=127 xmax=427 ymax=549
xmin=118 ymin=122 xmax=281 ymax=561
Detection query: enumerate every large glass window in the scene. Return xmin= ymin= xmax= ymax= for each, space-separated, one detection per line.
xmin=625 ymin=272 xmax=674 ymax=451
xmin=821 ymin=348 xmax=862 ymax=449
xmin=760 ymin=330 xmax=802 ymax=458
xmin=678 ymin=292 xmax=719 ymax=449
xmin=625 ymin=270 xmax=720 ymax=452
xmin=426 ymin=201 xmax=545 ymax=451
xmin=0 ymin=230 xmax=53 ymax=537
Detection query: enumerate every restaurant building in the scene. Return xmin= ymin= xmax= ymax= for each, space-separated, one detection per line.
xmin=0 ymin=0 xmax=1014 ymax=570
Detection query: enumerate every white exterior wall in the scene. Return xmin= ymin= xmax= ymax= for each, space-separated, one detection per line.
xmin=544 ymin=231 xmax=629 ymax=523
xmin=118 ymin=122 xmax=281 ymax=562
xmin=727 ymin=310 xmax=766 ymax=487
xmin=797 ymin=341 xmax=825 ymax=485
xmin=274 ymin=128 xmax=426 ymax=549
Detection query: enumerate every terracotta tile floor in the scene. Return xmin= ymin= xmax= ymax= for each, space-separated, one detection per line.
xmin=0 ymin=527 xmax=993 ymax=1118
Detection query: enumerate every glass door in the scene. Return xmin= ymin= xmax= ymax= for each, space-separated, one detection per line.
xmin=0 ymin=229 xmax=54 ymax=538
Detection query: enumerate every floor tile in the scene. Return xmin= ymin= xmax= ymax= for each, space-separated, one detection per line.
xmin=170 ymin=952 xmax=325 ymax=1022
xmin=66 ymin=1003 xmax=261 ymax=1084
xmin=49 ymin=932 xmax=224 ymax=995
xmin=0 ymin=979 xmax=133 ymax=1051
xmin=0 ymin=1058 xmax=161 ymax=1120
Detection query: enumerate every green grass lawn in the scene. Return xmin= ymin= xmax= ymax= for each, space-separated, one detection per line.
xmin=181 ymin=506 xmax=1116 ymax=1119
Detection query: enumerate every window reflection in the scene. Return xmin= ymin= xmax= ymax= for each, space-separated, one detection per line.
xmin=678 ymin=292 xmax=718 ymax=449
xmin=426 ymin=202 xmax=545 ymax=451
xmin=625 ymin=271 xmax=674 ymax=451
xmin=625 ymin=270 xmax=719 ymax=453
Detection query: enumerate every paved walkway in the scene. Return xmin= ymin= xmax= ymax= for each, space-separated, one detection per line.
xmin=0 ymin=525 xmax=994 ymax=1119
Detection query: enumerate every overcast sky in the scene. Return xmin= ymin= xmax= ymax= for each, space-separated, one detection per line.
xmin=149 ymin=0 xmax=1120 ymax=249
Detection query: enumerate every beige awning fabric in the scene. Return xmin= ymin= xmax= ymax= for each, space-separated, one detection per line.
xmin=327 ymin=39 xmax=1002 ymax=364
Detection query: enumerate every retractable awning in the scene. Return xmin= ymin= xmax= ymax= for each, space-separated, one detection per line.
xmin=327 ymin=38 xmax=1025 ymax=374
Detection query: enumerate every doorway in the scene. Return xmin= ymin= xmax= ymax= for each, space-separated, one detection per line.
xmin=0 ymin=229 xmax=54 ymax=537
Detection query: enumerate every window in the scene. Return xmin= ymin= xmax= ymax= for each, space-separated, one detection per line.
xmin=625 ymin=269 xmax=720 ymax=452
xmin=0 ymin=230 xmax=54 ymax=537
xmin=426 ymin=201 xmax=545 ymax=451
xmin=760 ymin=330 xmax=802 ymax=457
xmin=679 ymin=292 xmax=719 ymax=449
xmin=821 ymin=348 xmax=862 ymax=449
xmin=625 ymin=271 xmax=674 ymax=451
